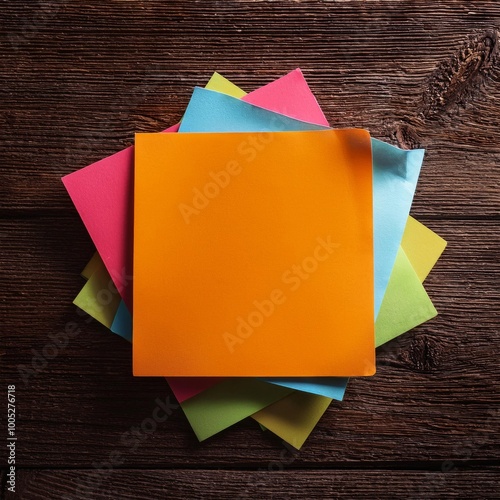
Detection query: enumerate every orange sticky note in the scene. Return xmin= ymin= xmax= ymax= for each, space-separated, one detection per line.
xmin=133 ymin=130 xmax=374 ymax=377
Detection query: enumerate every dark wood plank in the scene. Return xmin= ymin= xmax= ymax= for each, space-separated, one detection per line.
xmin=12 ymin=468 xmax=500 ymax=500
xmin=1 ymin=0 xmax=499 ymax=497
xmin=0 ymin=2 xmax=499 ymax=215
xmin=1 ymin=215 xmax=498 ymax=466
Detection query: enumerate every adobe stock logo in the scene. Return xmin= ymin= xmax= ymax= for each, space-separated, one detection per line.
xmin=223 ymin=236 xmax=339 ymax=353
xmin=177 ymin=132 xmax=274 ymax=224
xmin=178 ymin=159 xmax=242 ymax=223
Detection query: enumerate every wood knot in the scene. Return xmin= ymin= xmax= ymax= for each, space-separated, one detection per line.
xmin=421 ymin=29 xmax=499 ymax=120
xmin=401 ymin=334 xmax=442 ymax=372
xmin=393 ymin=121 xmax=421 ymax=149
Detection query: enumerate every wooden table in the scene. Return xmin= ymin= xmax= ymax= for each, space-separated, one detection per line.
xmin=1 ymin=1 xmax=499 ymax=498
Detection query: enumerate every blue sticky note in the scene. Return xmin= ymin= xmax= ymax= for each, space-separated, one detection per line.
xmin=110 ymin=300 xmax=132 ymax=342
xmin=180 ymin=88 xmax=423 ymax=316
xmin=113 ymin=88 xmax=423 ymax=400
xmin=179 ymin=87 xmax=326 ymax=134
xmin=178 ymin=87 xmax=424 ymax=400
xmin=263 ymin=377 xmax=348 ymax=400
xmin=371 ymin=139 xmax=424 ymax=315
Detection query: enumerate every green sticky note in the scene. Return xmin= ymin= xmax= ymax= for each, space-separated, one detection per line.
xmin=375 ymin=247 xmax=438 ymax=347
xmin=180 ymin=379 xmax=293 ymax=441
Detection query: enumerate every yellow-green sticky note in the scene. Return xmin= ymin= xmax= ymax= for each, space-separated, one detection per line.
xmin=73 ymin=258 xmax=121 ymax=329
xmin=80 ymin=252 xmax=102 ymax=280
xmin=253 ymin=221 xmax=445 ymax=449
xmin=253 ymin=391 xmax=332 ymax=449
xmin=401 ymin=216 xmax=447 ymax=282
xmin=205 ymin=72 xmax=247 ymax=98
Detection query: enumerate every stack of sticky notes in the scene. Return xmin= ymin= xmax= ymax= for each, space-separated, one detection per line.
xmin=63 ymin=69 xmax=446 ymax=449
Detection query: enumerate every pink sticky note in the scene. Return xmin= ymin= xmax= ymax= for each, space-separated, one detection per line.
xmin=243 ymin=68 xmax=329 ymax=127
xmin=168 ymin=72 xmax=330 ymax=402
xmin=63 ymin=69 xmax=328 ymax=403
xmin=165 ymin=377 xmax=224 ymax=402
xmin=62 ymin=69 xmax=325 ymax=310
xmin=62 ymin=123 xmax=179 ymax=309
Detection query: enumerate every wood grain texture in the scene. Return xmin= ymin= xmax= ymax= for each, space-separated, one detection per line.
xmin=1 ymin=1 xmax=499 ymax=216
xmin=1 ymin=0 xmax=499 ymax=498
xmin=11 ymin=468 xmax=500 ymax=499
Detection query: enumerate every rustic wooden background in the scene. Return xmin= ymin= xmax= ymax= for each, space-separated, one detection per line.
xmin=1 ymin=1 xmax=499 ymax=498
